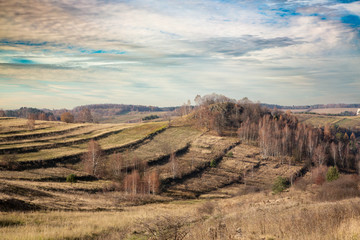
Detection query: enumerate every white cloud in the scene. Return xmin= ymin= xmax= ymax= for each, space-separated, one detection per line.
xmin=0 ymin=0 xmax=359 ymax=108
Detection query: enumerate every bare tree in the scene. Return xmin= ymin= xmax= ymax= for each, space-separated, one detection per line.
xmin=1 ymin=153 xmax=18 ymax=170
xmin=323 ymin=124 xmax=332 ymax=142
xmin=338 ymin=141 xmax=345 ymax=168
xmin=108 ymin=152 xmax=123 ymax=180
xmin=356 ymin=153 xmax=360 ymax=175
xmin=145 ymin=170 xmax=160 ymax=195
xmin=170 ymin=152 xmax=178 ymax=179
xmin=27 ymin=118 xmax=35 ymax=130
xmin=78 ymin=108 xmax=93 ymax=123
xmin=313 ymin=144 xmax=327 ymax=166
xmin=330 ymin=142 xmax=338 ymax=167
xmin=82 ymin=139 xmax=104 ymax=178
xmin=123 ymin=170 xmax=141 ymax=194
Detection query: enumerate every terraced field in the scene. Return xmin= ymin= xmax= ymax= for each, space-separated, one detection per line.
xmin=0 ymin=117 xmax=304 ymax=208
xmin=0 ymin=118 xmax=307 ymax=238
xmin=3 ymin=117 xmax=358 ymax=240
xmin=0 ymin=118 xmax=167 ymax=168
xmin=165 ymin=143 xmax=303 ymax=199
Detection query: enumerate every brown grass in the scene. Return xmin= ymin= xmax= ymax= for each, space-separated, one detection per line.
xmin=0 ymin=201 xmax=197 ymax=240
xmin=186 ymin=191 xmax=360 ymax=240
xmin=2 ymin=118 xmax=360 ymax=240
xmin=10 ymin=122 xmax=166 ymax=162
xmin=316 ymin=175 xmax=360 ymax=201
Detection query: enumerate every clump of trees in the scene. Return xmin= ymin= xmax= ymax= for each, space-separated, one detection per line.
xmin=142 ymin=115 xmax=159 ymax=121
xmin=77 ymin=108 xmax=93 ymax=123
xmin=191 ymin=94 xmax=266 ymax=136
xmin=239 ymin=108 xmax=359 ymax=171
xmin=191 ymin=93 xmax=359 ymax=172
xmin=3 ymin=107 xmax=55 ymax=121
xmin=123 ymin=169 xmax=160 ymax=195
xmin=60 ymin=112 xmax=74 ymax=123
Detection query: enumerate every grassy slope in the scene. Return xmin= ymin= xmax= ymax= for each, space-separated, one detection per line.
xmin=6 ymin=122 xmax=166 ymax=162
xmin=1 ymin=186 xmax=360 ymax=240
xmin=1 ymin=118 xmax=360 ymax=239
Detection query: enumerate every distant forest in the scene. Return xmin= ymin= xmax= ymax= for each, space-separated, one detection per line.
xmin=1 ymin=102 xmax=359 ymax=122
xmin=0 ymin=104 xmax=177 ymax=122
xmin=262 ymin=103 xmax=360 ymax=110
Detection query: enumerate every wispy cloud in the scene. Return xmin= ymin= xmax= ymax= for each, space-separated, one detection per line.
xmin=0 ymin=0 xmax=359 ymax=109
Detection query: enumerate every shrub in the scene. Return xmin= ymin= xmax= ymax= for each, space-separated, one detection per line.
xmin=311 ymin=165 xmax=328 ymax=185
xmin=293 ymin=177 xmax=308 ymax=191
xmin=61 ymin=112 xmax=74 ymax=123
xmin=326 ymin=166 xmax=339 ymax=182
xmin=1 ymin=153 xmax=18 ymax=170
xmin=140 ymin=215 xmax=190 ymax=240
xmin=226 ymin=151 xmax=234 ymax=158
xmin=210 ymin=159 xmax=217 ymax=167
xmin=316 ymin=175 xmax=360 ymax=201
xmin=103 ymin=181 xmax=123 ymax=192
xmin=66 ymin=174 xmax=77 ymax=183
xmin=197 ymin=201 xmax=216 ymax=216
xmin=237 ymin=185 xmax=260 ymax=195
xmin=272 ymin=176 xmax=288 ymax=194
xmin=142 ymin=115 xmax=159 ymax=121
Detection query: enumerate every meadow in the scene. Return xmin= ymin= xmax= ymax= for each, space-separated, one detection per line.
xmin=1 ymin=115 xmax=360 ymax=240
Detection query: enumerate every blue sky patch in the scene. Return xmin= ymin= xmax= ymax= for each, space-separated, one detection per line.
xmin=341 ymin=15 xmax=360 ymax=28
xmin=11 ymin=58 xmax=35 ymax=64
xmin=0 ymin=40 xmax=49 ymax=47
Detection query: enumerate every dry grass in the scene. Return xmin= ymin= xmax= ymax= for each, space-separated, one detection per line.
xmin=2 ymin=191 xmax=360 ymax=240
xmin=2 ymin=118 xmax=360 ymax=240
xmin=120 ymin=125 xmax=200 ymax=162
xmin=186 ymin=190 xmax=360 ymax=240
xmin=98 ymin=122 xmax=167 ymax=149
xmin=0 ymin=167 xmax=89 ymax=180
xmin=0 ymin=124 xmax=132 ymax=151
xmin=316 ymin=175 xmax=360 ymax=201
xmin=0 ymin=201 xmax=197 ymax=240
xmin=0 ymin=120 xmax=84 ymax=138
xmin=10 ymin=122 xmax=167 ymax=162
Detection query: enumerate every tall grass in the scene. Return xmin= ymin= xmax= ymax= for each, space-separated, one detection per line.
xmin=0 ymin=202 xmax=195 ymax=240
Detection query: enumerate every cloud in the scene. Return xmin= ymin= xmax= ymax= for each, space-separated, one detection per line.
xmin=0 ymin=0 xmax=359 ymax=108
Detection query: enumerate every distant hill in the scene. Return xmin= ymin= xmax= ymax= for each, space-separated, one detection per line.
xmin=262 ymin=103 xmax=360 ymax=116
xmin=262 ymin=103 xmax=360 ymax=110
xmin=72 ymin=104 xmax=176 ymax=116
xmin=1 ymin=104 xmax=178 ymax=123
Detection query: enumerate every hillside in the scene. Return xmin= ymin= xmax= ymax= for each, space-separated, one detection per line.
xmin=0 ymin=117 xmax=302 ymax=204
xmin=1 ymin=100 xmax=360 ymax=239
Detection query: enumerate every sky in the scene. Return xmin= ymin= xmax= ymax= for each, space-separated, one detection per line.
xmin=0 ymin=0 xmax=360 ymax=109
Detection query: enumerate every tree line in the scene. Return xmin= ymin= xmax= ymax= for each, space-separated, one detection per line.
xmin=192 ymin=94 xmax=360 ymax=172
